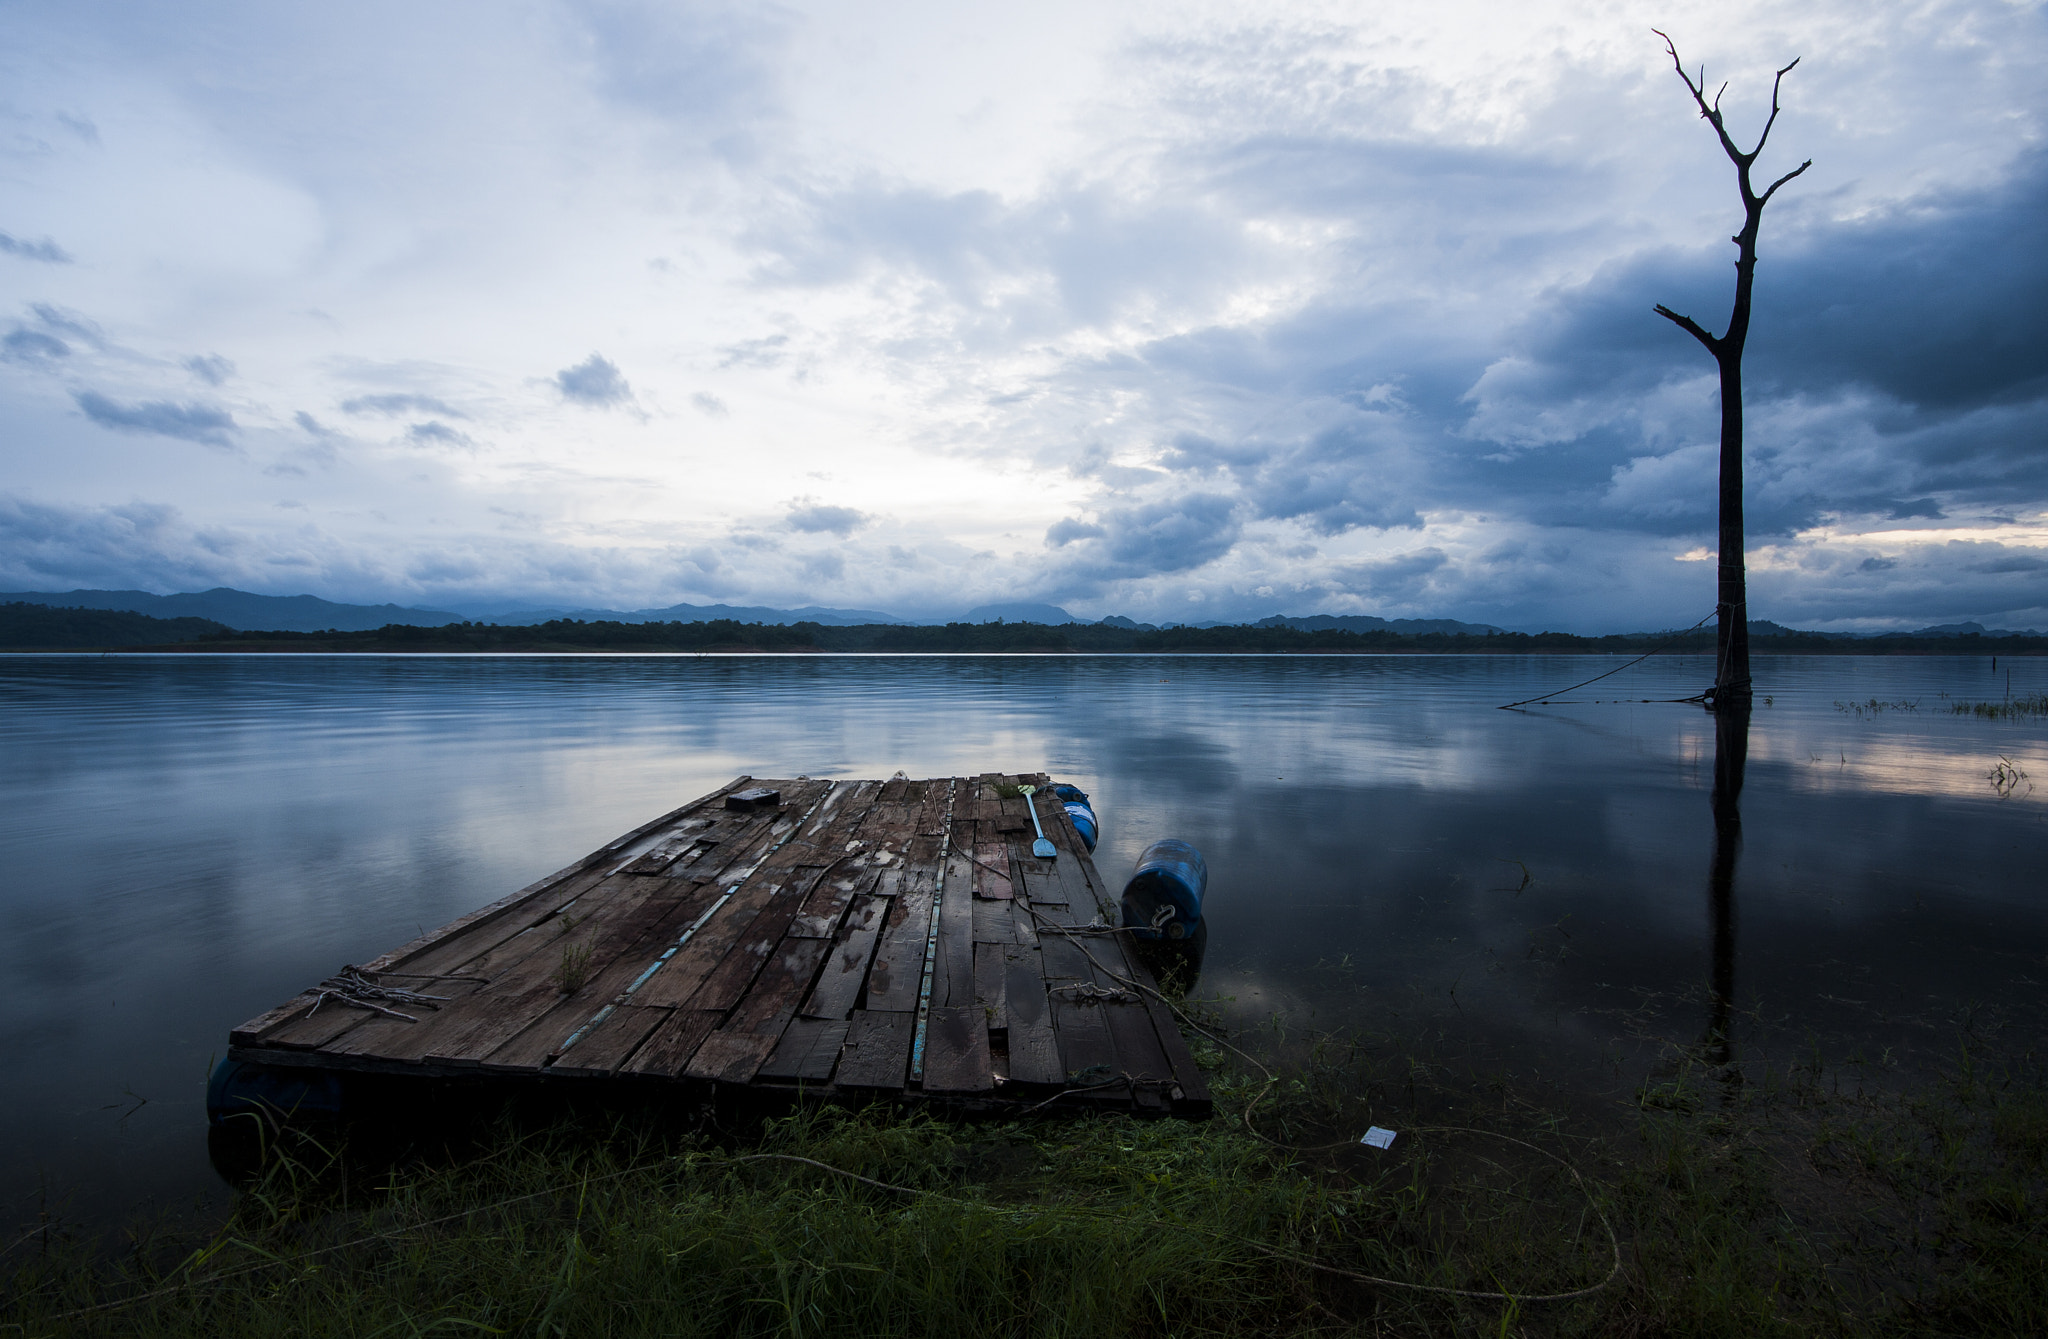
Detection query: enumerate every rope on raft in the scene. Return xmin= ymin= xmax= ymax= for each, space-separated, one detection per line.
xmin=305 ymin=966 xmax=459 ymax=1023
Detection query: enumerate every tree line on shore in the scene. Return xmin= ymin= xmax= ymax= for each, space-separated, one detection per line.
xmin=4 ymin=601 xmax=2044 ymax=654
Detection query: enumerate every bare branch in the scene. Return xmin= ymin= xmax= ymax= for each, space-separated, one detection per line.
xmin=1654 ymin=304 xmax=1720 ymax=352
xmin=1653 ymin=30 xmax=1747 ymax=168
xmin=1758 ymin=159 xmax=1812 ymax=205
xmin=1752 ymin=56 xmax=1803 ymax=156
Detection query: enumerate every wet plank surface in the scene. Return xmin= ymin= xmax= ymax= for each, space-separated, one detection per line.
xmin=229 ymin=775 xmax=1210 ymax=1116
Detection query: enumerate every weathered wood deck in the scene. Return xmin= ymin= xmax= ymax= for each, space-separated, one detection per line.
xmin=228 ymin=774 xmax=1210 ymax=1117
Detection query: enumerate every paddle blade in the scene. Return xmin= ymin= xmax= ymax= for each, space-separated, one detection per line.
xmin=1033 ymin=837 xmax=1056 ymax=859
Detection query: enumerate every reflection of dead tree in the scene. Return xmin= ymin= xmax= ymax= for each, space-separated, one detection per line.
xmin=1651 ymin=31 xmax=1810 ymax=710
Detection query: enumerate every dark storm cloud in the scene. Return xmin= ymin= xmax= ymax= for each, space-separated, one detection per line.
xmin=0 ymin=495 xmax=212 ymax=591
xmin=1165 ymin=423 xmax=1423 ymax=535
xmin=73 ymin=391 xmax=235 ymax=446
xmin=0 ymin=231 xmax=71 ymax=264
xmin=340 ymin=393 xmax=466 ymax=418
xmin=554 ymin=353 xmax=633 ymax=407
xmin=1757 ymin=156 xmax=2048 ymax=411
xmin=786 ymin=503 xmax=868 ymax=537
xmin=1052 ymin=493 xmax=1243 ymax=581
xmin=1495 ymin=156 xmax=2048 ymax=419
xmin=1419 ymin=150 xmax=2048 ymax=561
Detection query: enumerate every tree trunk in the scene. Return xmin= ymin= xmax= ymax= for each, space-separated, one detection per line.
xmin=1715 ymin=352 xmax=1751 ymax=700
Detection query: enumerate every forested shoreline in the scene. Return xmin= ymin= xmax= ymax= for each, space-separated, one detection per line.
xmin=5 ymin=602 xmax=2044 ymax=655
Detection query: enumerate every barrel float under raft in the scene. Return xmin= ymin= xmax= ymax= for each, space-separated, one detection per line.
xmin=1052 ymin=784 xmax=1099 ymax=851
xmin=207 ymin=1056 xmax=345 ymax=1125
xmin=1120 ymin=839 xmax=1207 ymax=941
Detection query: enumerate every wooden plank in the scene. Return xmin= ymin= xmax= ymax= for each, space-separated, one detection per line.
xmin=972 ymin=897 xmax=1022 ymax=945
xmin=423 ymin=877 xmax=724 ymax=1069
xmin=1007 ymin=899 xmax=1039 ymax=947
xmin=913 ymin=780 xmax=953 ymax=835
xmin=934 ymin=847 xmax=977 ymax=1008
xmin=790 ymin=864 xmax=879 ymax=938
xmin=1100 ymin=997 xmax=1172 ymax=1085
xmin=627 ymin=805 xmax=835 ymax=1011
xmin=1135 ymin=986 xmax=1211 ymax=1108
xmin=759 ymin=1016 xmax=851 ymax=1083
xmin=685 ymin=937 xmax=833 ymax=1083
xmin=972 ymin=842 xmax=1013 ymax=900
xmin=1052 ymin=852 xmax=1104 ymax=919
xmin=543 ymin=1004 xmax=669 ymax=1077
xmin=1107 ymin=937 xmax=1213 ymax=1107
xmin=1018 ymin=865 xmax=1064 ymax=907
xmin=1002 ymin=947 xmax=1062 ymax=1085
xmin=319 ymin=872 xmax=699 ymax=1066
xmin=800 ymin=894 xmax=890 ymax=1020
xmin=835 ymin=1010 xmax=914 ymax=1089
xmin=920 ymin=1004 xmax=993 ymax=1092
xmin=616 ymin=1008 xmax=724 ymax=1078
xmin=673 ymin=864 xmax=832 ymax=1016
xmin=861 ymin=874 xmax=934 ymax=1014
xmin=973 ymin=941 xmax=1008 ymax=1031
xmin=1051 ymin=995 xmax=1120 ymax=1085
xmin=616 ymin=819 xmax=717 ymax=876
xmin=1038 ymin=932 xmax=1098 ymax=982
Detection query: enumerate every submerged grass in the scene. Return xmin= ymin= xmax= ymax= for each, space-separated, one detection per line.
xmin=1949 ymin=692 xmax=2048 ymax=720
xmin=7 ymin=1032 xmax=2047 ymax=1337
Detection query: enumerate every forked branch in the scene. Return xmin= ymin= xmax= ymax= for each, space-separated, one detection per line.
xmin=1652 ymin=30 xmax=1802 ymax=171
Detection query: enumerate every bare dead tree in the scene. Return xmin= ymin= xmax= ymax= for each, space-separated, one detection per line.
xmin=1651 ymin=30 xmax=1810 ymax=709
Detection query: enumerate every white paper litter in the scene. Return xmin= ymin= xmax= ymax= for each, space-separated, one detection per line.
xmin=1360 ymin=1126 xmax=1397 ymax=1150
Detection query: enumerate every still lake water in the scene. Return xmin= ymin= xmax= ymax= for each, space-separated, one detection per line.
xmin=3 ymin=652 xmax=2044 ymax=1228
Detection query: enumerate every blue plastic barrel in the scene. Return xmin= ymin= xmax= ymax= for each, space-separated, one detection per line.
xmin=1051 ymin=784 xmax=1099 ymax=852
xmin=207 ymin=1057 xmax=345 ymax=1125
xmin=1120 ymin=839 xmax=1207 ymax=941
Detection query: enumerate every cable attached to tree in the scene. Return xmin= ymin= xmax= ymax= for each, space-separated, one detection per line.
xmin=1497 ymin=608 xmax=1718 ymax=709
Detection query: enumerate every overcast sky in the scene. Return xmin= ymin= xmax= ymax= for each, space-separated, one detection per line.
xmin=2 ymin=0 xmax=2042 ymax=629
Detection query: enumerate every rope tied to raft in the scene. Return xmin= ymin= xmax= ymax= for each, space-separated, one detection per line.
xmin=305 ymin=966 xmax=455 ymax=1023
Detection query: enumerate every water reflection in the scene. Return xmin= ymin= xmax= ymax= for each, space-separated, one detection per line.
xmin=0 ymin=652 xmax=2042 ymax=1230
xmin=1706 ymin=701 xmax=1748 ymax=1066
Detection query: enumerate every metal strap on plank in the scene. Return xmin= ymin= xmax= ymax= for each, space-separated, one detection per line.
xmin=554 ymin=782 xmax=838 ymax=1057
xmin=909 ymin=778 xmax=958 ymax=1084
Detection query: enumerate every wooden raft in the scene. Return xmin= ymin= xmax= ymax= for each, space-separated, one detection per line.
xmin=228 ymin=775 xmax=1211 ymax=1117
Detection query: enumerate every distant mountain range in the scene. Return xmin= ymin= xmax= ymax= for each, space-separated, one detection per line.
xmin=1 ymin=587 xmax=2037 ymax=638
xmin=0 ymin=587 xmax=464 ymax=633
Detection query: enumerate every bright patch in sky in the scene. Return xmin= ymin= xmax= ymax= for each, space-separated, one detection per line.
xmin=1 ymin=0 xmax=2043 ymax=629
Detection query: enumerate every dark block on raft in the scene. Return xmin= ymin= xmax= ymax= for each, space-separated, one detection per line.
xmin=725 ymin=787 xmax=783 ymax=811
